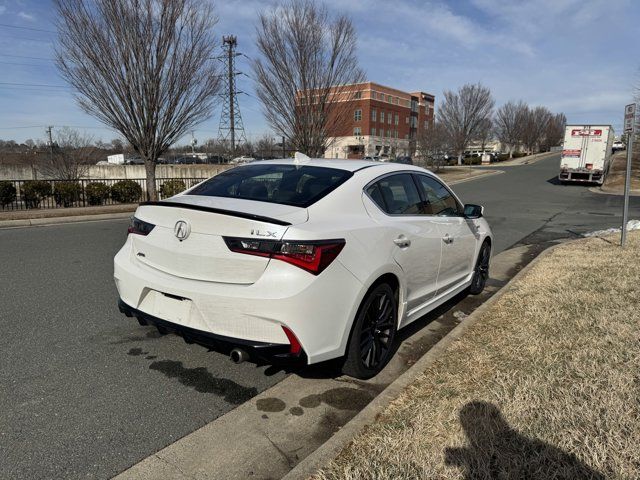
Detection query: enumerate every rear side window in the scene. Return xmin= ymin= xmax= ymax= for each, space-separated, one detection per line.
xmin=189 ymin=164 xmax=353 ymax=208
xmin=416 ymin=175 xmax=462 ymax=216
xmin=366 ymin=173 xmax=424 ymax=215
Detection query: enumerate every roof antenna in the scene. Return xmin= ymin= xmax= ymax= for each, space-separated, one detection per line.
xmin=293 ymin=151 xmax=311 ymax=165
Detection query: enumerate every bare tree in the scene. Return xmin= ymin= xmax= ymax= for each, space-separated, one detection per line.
xmin=415 ymin=122 xmax=449 ymax=172
xmin=438 ymin=83 xmax=494 ymax=165
xmin=542 ymin=112 xmax=567 ymax=150
xmin=494 ymin=101 xmax=528 ymax=158
xmin=520 ymin=106 xmax=552 ymax=154
xmin=253 ymin=0 xmax=365 ymax=157
xmin=475 ymin=117 xmax=494 ymax=152
xmin=55 ymin=0 xmax=221 ymax=200
xmin=38 ymin=127 xmax=98 ymax=180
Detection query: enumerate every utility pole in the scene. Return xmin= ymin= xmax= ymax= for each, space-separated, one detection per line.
xmin=217 ymin=35 xmax=246 ymax=155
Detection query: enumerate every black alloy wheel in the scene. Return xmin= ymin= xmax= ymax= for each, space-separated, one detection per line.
xmin=343 ymin=283 xmax=397 ymax=379
xmin=469 ymin=241 xmax=491 ymax=295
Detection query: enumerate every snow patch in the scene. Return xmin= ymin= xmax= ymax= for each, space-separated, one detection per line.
xmin=583 ymin=219 xmax=640 ymax=237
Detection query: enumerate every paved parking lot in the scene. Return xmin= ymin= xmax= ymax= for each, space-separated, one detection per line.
xmin=1 ymin=153 xmax=638 ymax=479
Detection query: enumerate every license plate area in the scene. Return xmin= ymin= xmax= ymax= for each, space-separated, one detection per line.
xmin=146 ymin=290 xmax=192 ymax=323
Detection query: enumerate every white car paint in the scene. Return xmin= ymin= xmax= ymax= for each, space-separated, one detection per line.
xmin=114 ymin=159 xmax=492 ymax=371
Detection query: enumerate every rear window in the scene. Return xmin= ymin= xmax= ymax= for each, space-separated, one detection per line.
xmin=188 ymin=164 xmax=353 ymax=207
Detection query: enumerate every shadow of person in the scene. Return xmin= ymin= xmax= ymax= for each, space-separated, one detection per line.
xmin=445 ymin=401 xmax=604 ymax=480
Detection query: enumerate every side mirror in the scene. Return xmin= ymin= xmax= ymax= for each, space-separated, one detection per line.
xmin=463 ymin=204 xmax=483 ymax=219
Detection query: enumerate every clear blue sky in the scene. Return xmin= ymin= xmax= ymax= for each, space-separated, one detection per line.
xmin=0 ymin=0 xmax=638 ymax=145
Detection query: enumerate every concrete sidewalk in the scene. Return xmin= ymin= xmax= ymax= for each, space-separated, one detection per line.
xmin=0 ymin=204 xmax=135 ymax=228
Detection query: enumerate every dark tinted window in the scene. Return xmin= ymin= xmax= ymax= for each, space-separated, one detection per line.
xmin=416 ymin=175 xmax=461 ymax=216
xmin=366 ymin=173 xmax=424 ymax=215
xmin=189 ymin=164 xmax=352 ymax=207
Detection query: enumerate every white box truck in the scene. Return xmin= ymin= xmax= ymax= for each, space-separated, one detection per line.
xmin=559 ymin=125 xmax=614 ymax=184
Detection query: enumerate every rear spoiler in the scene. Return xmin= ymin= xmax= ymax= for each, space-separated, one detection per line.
xmin=139 ymin=201 xmax=292 ymax=226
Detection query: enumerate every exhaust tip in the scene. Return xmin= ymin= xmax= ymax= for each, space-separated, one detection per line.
xmin=230 ymin=348 xmax=249 ymax=364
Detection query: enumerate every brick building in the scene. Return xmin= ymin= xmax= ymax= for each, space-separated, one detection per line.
xmin=323 ymin=82 xmax=435 ymax=159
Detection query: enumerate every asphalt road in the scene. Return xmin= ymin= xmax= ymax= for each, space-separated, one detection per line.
xmin=1 ymin=153 xmax=638 ymax=479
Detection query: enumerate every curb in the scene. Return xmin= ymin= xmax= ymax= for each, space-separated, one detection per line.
xmin=282 ymin=241 xmax=564 ymax=480
xmin=589 ymin=186 xmax=640 ymax=197
xmin=0 ymin=211 xmax=134 ymax=228
xmin=447 ymin=169 xmax=504 ymax=185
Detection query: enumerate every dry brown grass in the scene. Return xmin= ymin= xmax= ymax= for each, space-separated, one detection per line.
xmin=316 ymin=233 xmax=640 ymax=480
xmin=603 ymin=151 xmax=640 ymax=193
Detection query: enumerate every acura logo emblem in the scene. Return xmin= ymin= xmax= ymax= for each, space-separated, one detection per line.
xmin=174 ymin=220 xmax=191 ymax=241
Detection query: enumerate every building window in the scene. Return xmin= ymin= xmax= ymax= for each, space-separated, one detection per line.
xmin=388 ymin=114 xmax=392 ymax=125
xmin=386 ymin=95 xmax=392 ymax=103
xmin=394 ymin=97 xmax=399 ymax=105
xmin=371 ymin=127 xmax=376 ymax=136
xmin=354 ymin=127 xmax=361 ymax=136
xmin=394 ymin=114 xmax=399 ymax=125
xmin=371 ymin=91 xmax=376 ymax=100
xmin=395 ymin=130 xmax=399 ymax=138
xmin=354 ymin=109 xmax=362 ymax=121
xmin=371 ymin=109 xmax=377 ymax=121
xmin=354 ymin=91 xmax=362 ymax=99
xmin=380 ymin=128 xmax=384 ymax=138
xmin=380 ymin=111 xmax=385 ymax=123
xmin=405 ymin=116 xmax=409 ymax=124
xmin=387 ymin=130 xmax=391 ymax=138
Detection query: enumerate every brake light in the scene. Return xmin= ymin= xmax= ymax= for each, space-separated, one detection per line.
xmin=223 ymin=237 xmax=345 ymax=275
xmin=128 ymin=216 xmax=155 ymax=236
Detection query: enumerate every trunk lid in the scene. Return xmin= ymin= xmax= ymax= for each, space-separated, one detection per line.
xmin=131 ymin=196 xmax=308 ymax=284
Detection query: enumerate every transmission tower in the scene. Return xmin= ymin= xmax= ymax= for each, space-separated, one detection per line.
xmin=217 ymin=35 xmax=247 ymax=151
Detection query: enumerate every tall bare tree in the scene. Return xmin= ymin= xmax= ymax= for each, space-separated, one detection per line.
xmin=474 ymin=117 xmax=494 ymax=152
xmin=542 ymin=112 xmax=567 ymax=150
xmin=438 ymin=83 xmax=494 ymax=165
xmin=55 ymin=0 xmax=221 ymax=200
xmin=494 ymin=101 xmax=528 ymax=158
xmin=253 ymin=0 xmax=365 ymax=157
xmin=38 ymin=127 xmax=98 ymax=180
xmin=520 ymin=106 xmax=552 ymax=154
xmin=415 ymin=121 xmax=449 ymax=172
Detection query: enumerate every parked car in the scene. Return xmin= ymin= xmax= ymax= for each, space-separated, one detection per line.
xmin=230 ymin=156 xmax=255 ymax=165
xmin=392 ymin=156 xmax=413 ymax=165
xmin=115 ymin=157 xmax=492 ymax=379
xmin=612 ymin=141 xmax=625 ymax=152
xmin=363 ymin=156 xmax=375 ymax=161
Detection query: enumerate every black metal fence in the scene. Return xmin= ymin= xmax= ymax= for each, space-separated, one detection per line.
xmin=0 ymin=177 xmax=207 ymax=211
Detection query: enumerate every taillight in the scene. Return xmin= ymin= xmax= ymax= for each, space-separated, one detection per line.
xmin=128 ymin=216 xmax=155 ymax=236
xmin=223 ymin=237 xmax=345 ymax=275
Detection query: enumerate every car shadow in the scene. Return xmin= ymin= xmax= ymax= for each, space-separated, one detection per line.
xmin=445 ymin=401 xmax=604 ymax=479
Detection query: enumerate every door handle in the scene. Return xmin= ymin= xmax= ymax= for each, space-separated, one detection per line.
xmin=394 ymin=235 xmax=411 ymax=248
xmin=442 ymin=234 xmax=454 ymax=244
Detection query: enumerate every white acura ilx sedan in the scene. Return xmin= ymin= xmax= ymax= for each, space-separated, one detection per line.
xmin=114 ymin=156 xmax=492 ymax=379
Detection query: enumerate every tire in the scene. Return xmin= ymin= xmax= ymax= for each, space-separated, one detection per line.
xmin=342 ymin=283 xmax=398 ymax=379
xmin=469 ymin=241 xmax=491 ymax=295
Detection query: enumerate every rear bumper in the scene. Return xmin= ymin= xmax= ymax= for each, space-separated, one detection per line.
xmin=118 ymin=299 xmax=306 ymax=365
xmin=559 ymin=170 xmax=604 ymax=184
xmin=114 ymin=236 xmax=365 ymax=364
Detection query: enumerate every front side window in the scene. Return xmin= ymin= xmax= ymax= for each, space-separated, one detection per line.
xmin=189 ymin=164 xmax=352 ymax=208
xmin=365 ymin=174 xmax=424 ymax=215
xmin=416 ymin=175 xmax=461 ymax=216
